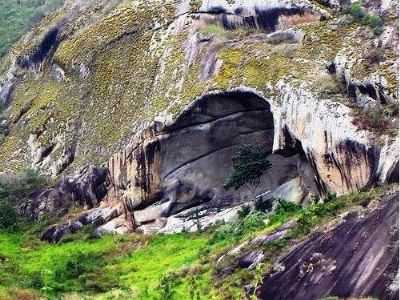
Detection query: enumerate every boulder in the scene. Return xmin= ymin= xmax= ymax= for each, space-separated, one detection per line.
xmin=258 ymin=193 xmax=399 ymax=300
xmin=41 ymin=206 xmax=121 ymax=243
xmin=20 ymin=165 xmax=108 ymax=220
xmin=239 ymin=250 xmax=265 ymax=269
xmin=96 ymin=215 xmax=130 ymax=236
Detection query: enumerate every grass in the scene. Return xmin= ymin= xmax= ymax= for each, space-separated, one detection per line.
xmin=0 ymin=186 xmax=391 ymax=299
xmin=0 ymin=229 xmax=213 ymax=299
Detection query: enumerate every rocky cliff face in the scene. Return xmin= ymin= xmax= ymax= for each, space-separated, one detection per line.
xmin=258 ymin=192 xmax=399 ymax=300
xmin=0 ymin=0 xmax=398 ymax=298
xmin=0 ymin=0 xmax=398 ymax=269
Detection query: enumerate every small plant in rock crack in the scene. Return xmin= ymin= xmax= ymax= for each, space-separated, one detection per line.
xmin=194 ymin=208 xmax=202 ymax=232
xmin=224 ymin=144 xmax=272 ymax=200
xmin=251 ymin=262 xmax=267 ymax=298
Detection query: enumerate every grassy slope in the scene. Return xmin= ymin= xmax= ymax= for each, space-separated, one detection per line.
xmin=0 ymin=0 xmax=64 ymax=57
xmin=0 ymin=187 xmax=391 ymax=300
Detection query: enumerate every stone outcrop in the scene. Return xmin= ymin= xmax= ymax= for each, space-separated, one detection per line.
xmin=271 ymin=82 xmax=398 ymax=195
xmin=41 ymin=205 xmax=123 ymax=243
xmin=103 ymin=85 xmax=397 ymax=234
xmin=191 ymin=0 xmax=328 ymax=32
xmin=257 ymin=192 xmax=399 ymax=300
xmin=0 ymin=0 xmax=397 ymax=245
xmin=20 ymin=165 xmax=108 ymax=220
xmin=106 ymin=91 xmax=319 ymax=234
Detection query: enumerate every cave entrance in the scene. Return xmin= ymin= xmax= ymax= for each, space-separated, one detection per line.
xmin=156 ymin=90 xmax=311 ymax=211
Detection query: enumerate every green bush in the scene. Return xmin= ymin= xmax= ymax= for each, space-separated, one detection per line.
xmin=0 ymin=201 xmax=18 ymax=230
xmin=0 ymin=168 xmax=48 ymax=206
xmin=209 ymin=211 xmax=267 ymax=245
xmin=159 ymin=272 xmax=179 ymax=300
xmin=363 ymin=14 xmax=383 ymax=28
xmin=224 ymin=144 xmax=272 ymax=197
xmin=242 ymin=211 xmax=266 ymax=233
xmin=268 ymin=199 xmax=302 ymax=225
xmin=255 ymin=196 xmax=273 ymax=212
xmin=349 ymin=2 xmax=384 ymax=35
xmin=237 ymin=205 xmax=251 ymax=219
xmin=295 ymin=195 xmax=345 ymax=235
xmin=350 ymin=2 xmax=365 ymax=20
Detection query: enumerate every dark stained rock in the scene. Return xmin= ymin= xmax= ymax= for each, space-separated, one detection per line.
xmin=41 ymin=206 xmax=121 ymax=243
xmin=257 ymin=193 xmax=399 ymax=300
xmin=108 ymin=91 xmax=318 ymax=233
xmin=20 ymin=165 xmax=108 ymax=220
xmin=239 ymin=250 xmax=265 ymax=269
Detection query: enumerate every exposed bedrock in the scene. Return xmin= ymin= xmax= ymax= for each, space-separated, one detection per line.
xmin=107 ymin=91 xmax=317 ymax=233
xmin=31 ymin=88 xmax=398 ymax=239
xmin=257 ymin=192 xmax=399 ymax=300
xmin=20 ymin=165 xmax=108 ymax=220
xmin=272 ymin=82 xmax=399 ymax=195
xmin=105 ymin=88 xmax=398 ymax=234
xmin=186 ymin=0 xmax=328 ymax=33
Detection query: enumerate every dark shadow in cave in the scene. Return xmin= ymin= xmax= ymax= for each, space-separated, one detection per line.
xmin=156 ymin=91 xmax=315 ymax=214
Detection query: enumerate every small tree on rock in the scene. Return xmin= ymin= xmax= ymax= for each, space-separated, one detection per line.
xmin=224 ymin=144 xmax=272 ymax=199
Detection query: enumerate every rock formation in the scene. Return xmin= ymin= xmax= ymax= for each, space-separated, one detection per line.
xmin=0 ymin=0 xmax=396 ymax=238
xmin=0 ymin=0 xmax=398 ymax=296
xmin=258 ymin=192 xmax=399 ymax=300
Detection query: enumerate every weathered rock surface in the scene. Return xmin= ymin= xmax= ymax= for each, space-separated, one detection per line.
xmin=41 ymin=205 xmax=122 ymax=243
xmin=20 ymin=165 xmax=108 ymax=220
xmin=0 ymin=0 xmax=397 ymax=252
xmin=106 ymin=91 xmax=319 ymax=233
xmin=258 ymin=193 xmax=399 ymax=300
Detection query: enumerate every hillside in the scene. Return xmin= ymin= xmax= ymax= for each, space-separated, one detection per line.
xmin=0 ymin=0 xmax=64 ymax=58
xmin=0 ymin=0 xmax=398 ymax=299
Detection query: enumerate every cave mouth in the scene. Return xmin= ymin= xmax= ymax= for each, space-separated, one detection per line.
xmin=155 ymin=90 xmax=310 ymax=214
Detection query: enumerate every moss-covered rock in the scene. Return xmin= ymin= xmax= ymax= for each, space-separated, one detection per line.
xmin=0 ymin=0 xmax=397 ymax=176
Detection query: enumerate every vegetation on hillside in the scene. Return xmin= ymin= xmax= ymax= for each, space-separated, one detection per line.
xmin=0 ymin=0 xmax=64 ymax=57
xmin=0 ymin=186 xmax=390 ymax=299
xmin=0 ymin=169 xmax=48 ymax=230
xmin=224 ymin=145 xmax=272 ymax=198
xmin=348 ymin=1 xmax=384 ymax=35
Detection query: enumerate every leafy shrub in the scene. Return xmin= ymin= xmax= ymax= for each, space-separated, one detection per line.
xmin=26 ymin=250 xmax=107 ymax=294
xmin=362 ymin=14 xmax=383 ymax=28
xmin=237 ymin=205 xmax=251 ymax=219
xmin=268 ymin=199 xmax=302 ymax=225
xmin=255 ymin=196 xmax=273 ymax=212
xmin=225 ymin=144 xmax=272 ymax=197
xmin=159 ymin=272 xmax=179 ymax=300
xmin=275 ymin=199 xmax=302 ymax=213
xmin=349 ymin=2 xmax=384 ymax=35
xmin=242 ymin=212 xmax=266 ymax=233
xmin=0 ymin=201 xmax=18 ymax=230
xmin=0 ymin=168 xmax=48 ymax=206
xmin=209 ymin=211 xmax=267 ymax=244
xmin=350 ymin=2 xmax=365 ymax=20
xmin=295 ymin=195 xmax=345 ymax=235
